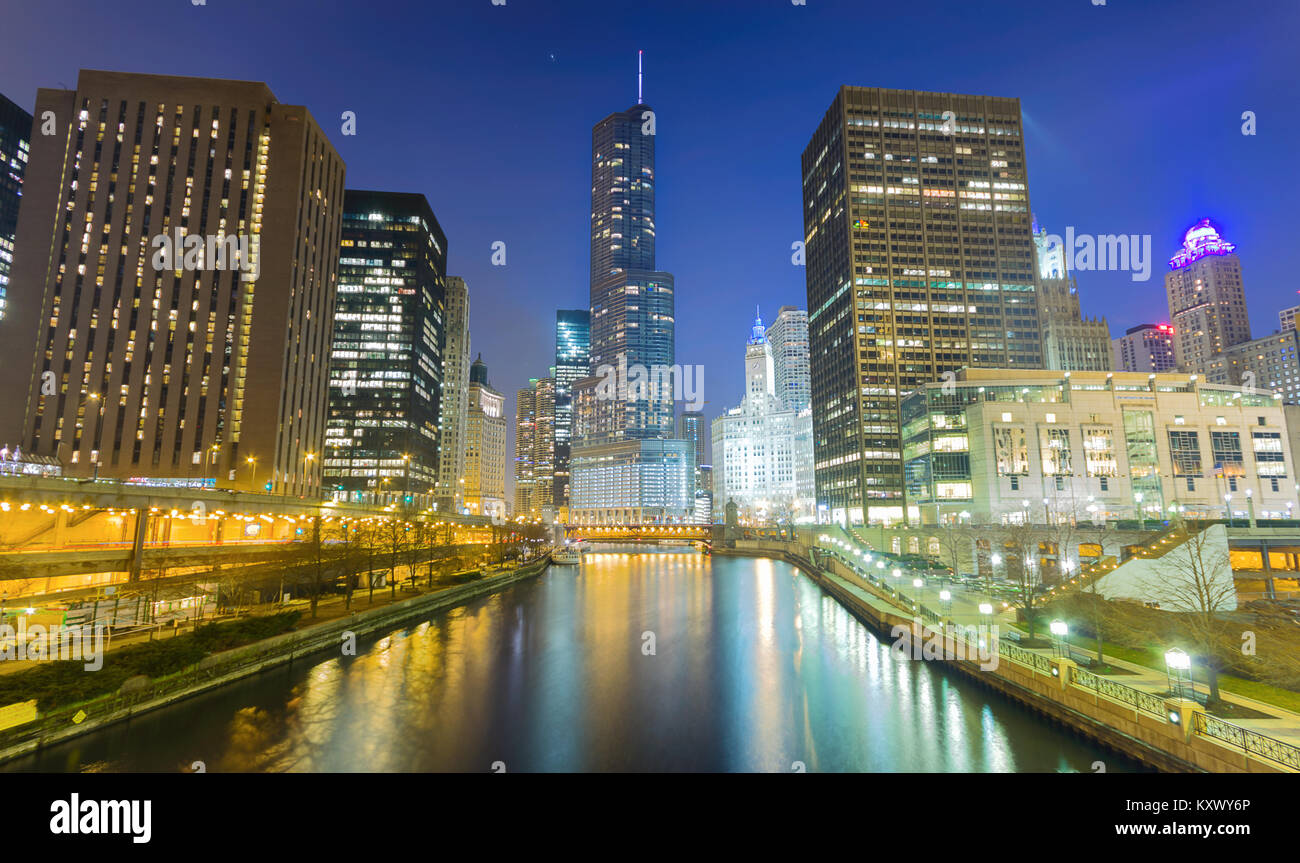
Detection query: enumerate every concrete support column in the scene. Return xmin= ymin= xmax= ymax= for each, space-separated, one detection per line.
xmin=128 ymin=507 xmax=150 ymax=583
xmin=51 ymin=510 xmax=68 ymax=546
xmin=1164 ymin=697 xmax=1206 ymax=742
xmin=1050 ymin=656 xmax=1076 ymax=689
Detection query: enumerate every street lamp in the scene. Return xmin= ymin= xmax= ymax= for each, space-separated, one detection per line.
xmin=1245 ymin=488 xmax=1256 ymax=528
xmin=1223 ymin=492 xmax=1232 ymax=526
xmin=979 ymin=602 xmax=994 ymax=636
xmin=1021 ymin=499 xmax=1030 ymax=524
xmin=86 ymin=392 xmax=105 ymax=480
xmin=1164 ymin=647 xmax=1192 ymax=700
xmin=1134 ymin=492 xmax=1145 ymax=531
xmin=246 ymin=455 xmax=257 ymax=490
xmin=1050 ymin=619 xmax=1069 ymax=658
xmin=939 ymin=589 xmax=952 ymax=620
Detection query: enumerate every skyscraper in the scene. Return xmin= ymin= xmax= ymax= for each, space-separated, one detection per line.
xmin=553 ymin=308 xmax=590 ymax=507
xmin=764 ymin=305 xmax=812 ymax=413
xmin=436 ymin=276 xmax=471 ymax=512
xmin=588 ymin=91 xmax=675 ymax=439
xmin=0 ymin=92 xmax=32 ymax=322
xmin=0 ymin=70 xmax=344 ymax=495
xmin=569 ymin=58 xmax=691 ymax=523
xmin=1113 ymin=323 xmax=1176 ymax=373
xmin=676 ymin=410 xmax=707 ymax=479
xmin=325 ymin=190 xmax=447 ymax=506
xmin=1165 ymin=219 xmax=1249 ymax=375
xmin=677 ymin=408 xmax=710 ymax=521
xmin=712 ymin=312 xmax=815 ymax=521
xmin=514 ymin=382 xmax=537 ymax=516
xmin=464 ymin=355 xmax=506 ymax=518
xmin=1034 ymin=218 xmax=1111 ymax=372
xmin=802 ymin=86 xmax=1041 ymax=525
xmin=532 ymin=375 xmax=556 ymax=516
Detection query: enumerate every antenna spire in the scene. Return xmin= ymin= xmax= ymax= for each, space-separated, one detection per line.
xmin=638 ymin=50 xmax=643 ymax=104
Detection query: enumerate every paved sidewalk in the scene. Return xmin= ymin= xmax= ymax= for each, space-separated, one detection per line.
xmin=0 ymin=560 xmax=537 ymax=676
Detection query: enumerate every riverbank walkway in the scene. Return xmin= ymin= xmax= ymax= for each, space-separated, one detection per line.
xmin=809 ymin=542 xmax=1300 ymax=751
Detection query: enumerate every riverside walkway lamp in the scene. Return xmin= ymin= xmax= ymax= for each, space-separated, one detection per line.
xmin=1049 ymin=619 xmax=1069 ymax=658
xmin=1165 ymin=647 xmax=1192 ymax=699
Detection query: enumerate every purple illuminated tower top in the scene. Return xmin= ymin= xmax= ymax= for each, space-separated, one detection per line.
xmin=1169 ymin=219 xmax=1237 ymax=270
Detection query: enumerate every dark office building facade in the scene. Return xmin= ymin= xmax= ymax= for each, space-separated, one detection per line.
xmin=0 ymin=71 xmax=344 ymax=494
xmin=801 ymin=86 xmax=1041 ymax=525
xmin=554 ymin=308 xmax=590 ymax=506
xmin=325 ymin=190 xmax=447 ymax=505
xmin=0 ymin=93 xmax=32 ymax=322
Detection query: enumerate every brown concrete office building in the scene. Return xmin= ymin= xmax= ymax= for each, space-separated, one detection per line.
xmin=801 ymin=86 xmax=1041 ymax=526
xmin=0 ymin=70 xmax=344 ymax=495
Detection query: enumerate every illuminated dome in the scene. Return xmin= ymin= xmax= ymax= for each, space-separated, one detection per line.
xmin=1169 ymin=218 xmax=1236 ymax=269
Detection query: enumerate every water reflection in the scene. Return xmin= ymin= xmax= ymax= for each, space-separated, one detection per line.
xmin=8 ymin=546 xmax=1133 ymax=772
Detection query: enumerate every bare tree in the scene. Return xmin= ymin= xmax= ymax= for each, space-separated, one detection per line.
xmin=1141 ymin=518 xmax=1237 ymax=704
xmin=998 ymin=520 xmax=1047 ymax=640
xmin=333 ymin=518 xmax=369 ymax=612
xmin=1075 ymin=514 xmax=1120 ymax=666
xmin=934 ymin=519 xmax=967 ymax=586
xmin=378 ymin=515 xmax=408 ymax=602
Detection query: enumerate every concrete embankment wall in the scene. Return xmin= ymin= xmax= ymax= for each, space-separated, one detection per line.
xmin=715 ymin=542 xmax=1286 ymax=774
xmin=0 ymin=558 xmax=552 ymax=765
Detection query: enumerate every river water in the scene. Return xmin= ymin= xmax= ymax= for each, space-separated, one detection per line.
xmin=9 ymin=547 xmax=1134 ymax=772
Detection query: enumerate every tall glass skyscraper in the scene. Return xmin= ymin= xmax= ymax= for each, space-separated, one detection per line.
xmin=570 ymin=64 xmax=691 ymax=523
xmin=801 ymin=86 xmax=1041 ymax=526
xmin=554 ymin=308 xmax=590 ymax=506
xmin=325 ymin=190 xmax=447 ymax=505
xmin=0 ymin=92 xmax=32 ymax=323
xmin=589 ymin=100 xmax=675 ymax=438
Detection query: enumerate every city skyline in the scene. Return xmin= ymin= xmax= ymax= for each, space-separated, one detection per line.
xmin=3 ymin=1 xmax=1295 ymax=489
xmin=3 ymin=0 xmax=1300 ymax=793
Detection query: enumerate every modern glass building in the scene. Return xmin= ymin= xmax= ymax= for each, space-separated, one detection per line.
xmin=589 ymin=99 xmax=675 ymax=439
xmin=570 ymin=66 xmax=691 ymax=522
xmin=801 ymin=86 xmax=1042 ymax=526
xmin=569 ymin=438 xmax=693 ymax=525
xmin=514 ymin=375 xmax=556 ymax=518
xmin=514 ymin=381 xmax=537 ymax=516
xmin=0 ymin=92 xmax=32 ymax=322
xmin=554 ymin=308 xmax=590 ymax=506
xmin=325 ymin=190 xmax=447 ymax=505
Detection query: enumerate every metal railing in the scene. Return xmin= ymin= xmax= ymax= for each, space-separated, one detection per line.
xmin=1193 ymin=711 xmax=1300 ymax=771
xmin=808 ymin=540 xmax=1300 ymax=771
xmin=1070 ymin=666 xmax=1167 ymax=719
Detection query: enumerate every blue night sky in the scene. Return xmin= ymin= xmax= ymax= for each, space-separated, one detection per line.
xmin=3 ymin=0 xmax=1297 ymax=480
